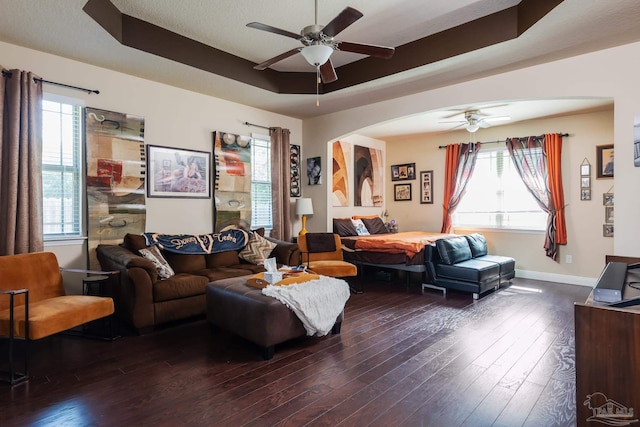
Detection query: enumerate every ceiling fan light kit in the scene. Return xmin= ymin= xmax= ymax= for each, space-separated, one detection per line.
xmin=301 ymin=44 xmax=333 ymax=66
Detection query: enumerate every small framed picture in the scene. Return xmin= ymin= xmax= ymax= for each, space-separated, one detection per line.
xmin=580 ymin=188 xmax=591 ymax=201
xmin=580 ymin=177 xmax=590 ymax=188
xmin=605 ymin=206 xmax=614 ymax=224
xmin=394 ymin=183 xmax=412 ymax=201
xmin=580 ymin=164 xmax=590 ymax=176
xmin=420 ymin=170 xmax=433 ymax=204
xmin=596 ymin=144 xmax=614 ymax=178
xmin=391 ymin=163 xmax=416 ymax=181
xmin=147 ymin=145 xmax=211 ymax=198
xmin=603 ymin=193 xmax=614 ymax=206
xmin=603 ymin=224 xmax=614 ymax=237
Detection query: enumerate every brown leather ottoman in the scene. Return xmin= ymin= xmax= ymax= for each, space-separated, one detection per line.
xmin=206 ymin=275 xmax=343 ymax=359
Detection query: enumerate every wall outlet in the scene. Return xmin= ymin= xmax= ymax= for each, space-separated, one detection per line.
xmin=566 ymin=255 xmax=573 ymax=264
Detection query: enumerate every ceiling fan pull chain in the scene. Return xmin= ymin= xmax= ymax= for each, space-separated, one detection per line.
xmin=316 ymin=66 xmax=320 ymax=107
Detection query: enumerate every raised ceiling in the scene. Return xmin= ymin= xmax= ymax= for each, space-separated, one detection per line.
xmin=0 ymin=0 xmax=639 ymax=122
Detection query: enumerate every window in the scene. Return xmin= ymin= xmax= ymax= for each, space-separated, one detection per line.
xmin=453 ymin=148 xmax=546 ymax=231
xmin=251 ymin=135 xmax=272 ymax=229
xmin=42 ymin=98 xmax=82 ymax=238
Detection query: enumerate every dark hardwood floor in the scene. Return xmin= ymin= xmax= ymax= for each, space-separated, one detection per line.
xmin=1 ymin=277 xmax=590 ymax=426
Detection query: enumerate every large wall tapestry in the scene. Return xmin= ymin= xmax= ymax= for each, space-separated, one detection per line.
xmin=213 ymin=131 xmax=252 ymax=231
xmin=332 ymin=140 xmax=350 ymax=206
xmin=86 ymin=107 xmax=146 ymax=270
xmin=354 ymin=144 xmax=384 ymax=207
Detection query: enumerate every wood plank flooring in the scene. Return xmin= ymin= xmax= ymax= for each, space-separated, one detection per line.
xmin=0 ymin=277 xmax=590 ymax=426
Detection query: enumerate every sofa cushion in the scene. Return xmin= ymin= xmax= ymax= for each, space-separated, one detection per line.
xmin=162 ymin=252 xmax=206 ymax=273
xmin=193 ymin=267 xmax=263 ymax=282
xmin=239 ymin=232 xmax=277 ymax=264
xmin=206 ymin=250 xmax=241 ymax=268
xmin=139 ymin=246 xmax=175 ymax=279
xmin=152 ymin=273 xmax=209 ymax=302
xmin=361 ymin=217 xmax=388 ymax=234
xmin=465 ymin=233 xmax=488 ymax=257
xmin=123 ymin=233 xmax=147 ymax=253
xmin=436 ymin=259 xmax=500 ymax=283
xmin=435 ymin=236 xmax=472 ymax=265
xmin=333 ymin=218 xmax=358 ymax=237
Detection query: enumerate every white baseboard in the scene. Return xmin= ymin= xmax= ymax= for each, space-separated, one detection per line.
xmin=515 ymin=269 xmax=596 ymax=288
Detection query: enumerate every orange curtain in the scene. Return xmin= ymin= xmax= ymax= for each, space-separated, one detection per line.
xmin=545 ymin=133 xmax=567 ymax=245
xmin=440 ymin=142 xmax=481 ymax=233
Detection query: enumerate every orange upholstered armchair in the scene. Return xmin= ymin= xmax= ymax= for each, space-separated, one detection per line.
xmin=298 ymin=233 xmax=357 ymax=279
xmin=0 ymin=252 xmax=115 ymax=385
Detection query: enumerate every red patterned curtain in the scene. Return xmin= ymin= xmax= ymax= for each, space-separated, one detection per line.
xmin=440 ymin=142 xmax=481 ymax=233
xmin=0 ymin=69 xmax=43 ymax=255
xmin=506 ymin=134 xmax=566 ymax=260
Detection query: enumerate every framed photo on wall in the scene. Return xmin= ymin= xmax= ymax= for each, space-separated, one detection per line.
xmin=596 ymin=144 xmax=614 ymax=178
xmin=391 ymin=163 xmax=416 ymax=181
xmin=394 ymin=183 xmax=412 ymax=201
xmin=420 ymin=170 xmax=433 ymax=204
xmin=147 ymin=145 xmax=211 ymax=198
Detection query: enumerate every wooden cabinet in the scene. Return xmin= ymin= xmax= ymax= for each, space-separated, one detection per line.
xmin=575 ymin=262 xmax=640 ymax=426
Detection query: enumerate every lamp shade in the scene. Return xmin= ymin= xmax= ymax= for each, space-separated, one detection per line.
xmin=296 ymin=198 xmax=314 ymax=215
xmin=466 ymin=121 xmax=480 ymax=133
xmin=300 ymin=45 xmax=333 ymax=66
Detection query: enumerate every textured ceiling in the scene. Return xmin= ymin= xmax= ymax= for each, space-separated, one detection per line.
xmin=0 ymin=0 xmax=638 ymax=129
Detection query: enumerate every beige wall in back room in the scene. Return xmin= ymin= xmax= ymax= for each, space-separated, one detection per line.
xmin=384 ymin=109 xmax=614 ymax=283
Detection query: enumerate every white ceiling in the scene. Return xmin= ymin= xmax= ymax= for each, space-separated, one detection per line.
xmin=0 ymin=0 xmax=636 ymax=135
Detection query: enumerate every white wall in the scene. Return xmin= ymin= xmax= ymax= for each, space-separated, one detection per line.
xmin=1 ymin=41 xmax=302 ymax=292
xmin=304 ymin=41 xmax=640 ymax=281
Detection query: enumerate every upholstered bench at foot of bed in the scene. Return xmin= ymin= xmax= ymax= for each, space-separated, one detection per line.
xmin=205 ymin=276 xmax=343 ymax=359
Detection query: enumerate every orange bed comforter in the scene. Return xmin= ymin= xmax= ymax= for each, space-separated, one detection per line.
xmin=353 ymin=231 xmax=452 ymax=259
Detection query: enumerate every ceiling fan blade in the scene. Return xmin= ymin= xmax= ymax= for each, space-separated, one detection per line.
xmin=320 ymin=59 xmax=338 ymax=83
xmin=246 ymin=22 xmax=302 ymax=40
xmin=439 ymin=120 xmax=467 ymax=124
xmin=322 ymin=7 xmax=363 ymax=37
xmin=253 ymin=48 xmax=301 ymax=70
xmin=479 ymin=121 xmax=492 ymax=128
xmin=483 ymin=115 xmax=511 ymax=122
xmin=336 ymin=41 xmax=395 ymax=59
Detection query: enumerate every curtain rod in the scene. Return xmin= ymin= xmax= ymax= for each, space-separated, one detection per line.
xmin=437 ymin=132 xmax=569 ymax=149
xmin=2 ymin=70 xmax=100 ymax=94
xmin=243 ymin=121 xmax=272 ymax=130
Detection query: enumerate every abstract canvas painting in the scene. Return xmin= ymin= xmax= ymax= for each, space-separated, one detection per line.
xmin=354 ymin=145 xmax=384 ymax=207
xmin=332 ymin=141 xmax=350 ymax=206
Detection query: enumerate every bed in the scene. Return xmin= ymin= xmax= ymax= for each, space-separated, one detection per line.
xmin=333 ymin=217 xmax=451 ymax=288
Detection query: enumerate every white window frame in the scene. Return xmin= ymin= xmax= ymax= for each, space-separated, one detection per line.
xmin=452 ymin=146 xmax=547 ymax=232
xmin=250 ymin=133 xmax=273 ymax=230
xmin=42 ymin=94 xmax=84 ymax=242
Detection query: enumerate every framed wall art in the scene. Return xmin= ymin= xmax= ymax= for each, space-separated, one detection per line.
xmin=307 ymin=156 xmax=321 ymax=185
xmin=420 ymin=170 xmax=433 ymax=204
xmin=394 ymin=183 xmax=412 ymax=201
xmin=580 ymin=159 xmax=591 ymax=200
xmin=147 ymin=144 xmax=211 ymax=198
xmin=290 ymin=144 xmax=301 ymax=197
xmin=596 ymin=144 xmax=614 ymax=178
xmin=391 ymin=163 xmax=416 ymax=181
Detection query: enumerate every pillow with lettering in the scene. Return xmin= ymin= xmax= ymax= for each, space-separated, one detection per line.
xmin=351 ymin=219 xmax=370 ymax=236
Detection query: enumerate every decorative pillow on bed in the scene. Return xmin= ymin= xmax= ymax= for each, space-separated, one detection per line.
xmin=333 ymin=218 xmax=358 ymax=237
xmin=139 ymin=245 xmax=175 ymax=279
xmin=352 ymin=215 xmax=379 ymax=220
xmin=465 ymin=233 xmax=488 ymax=257
xmin=239 ymin=232 xmax=277 ymax=264
xmin=361 ymin=217 xmax=388 ymax=234
xmin=351 ymin=219 xmax=370 ymax=236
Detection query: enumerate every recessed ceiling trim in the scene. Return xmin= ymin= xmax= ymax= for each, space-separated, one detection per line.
xmin=83 ymin=0 xmax=564 ymax=96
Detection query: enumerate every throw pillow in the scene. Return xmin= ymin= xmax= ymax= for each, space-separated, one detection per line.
xmin=361 ymin=217 xmax=388 ymax=234
xmin=332 ymin=218 xmax=358 ymax=237
xmin=139 ymin=245 xmax=175 ymax=279
xmin=351 ymin=219 xmax=370 ymax=236
xmin=239 ymin=232 xmax=277 ymax=264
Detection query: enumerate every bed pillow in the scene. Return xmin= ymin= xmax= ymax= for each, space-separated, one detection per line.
xmin=239 ymin=232 xmax=277 ymax=264
xmin=351 ymin=219 xmax=370 ymax=236
xmin=139 ymin=245 xmax=175 ymax=279
xmin=333 ymin=218 xmax=358 ymax=237
xmin=361 ymin=217 xmax=388 ymax=234
xmin=352 ymin=215 xmax=379 ymax=220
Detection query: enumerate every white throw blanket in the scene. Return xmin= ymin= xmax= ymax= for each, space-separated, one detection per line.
xmin=262 ymin=276 xmax=350 ymax=336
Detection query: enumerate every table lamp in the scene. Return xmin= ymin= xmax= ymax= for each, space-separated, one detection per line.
xmin=296 ymin=198 xmax=314 ymax=235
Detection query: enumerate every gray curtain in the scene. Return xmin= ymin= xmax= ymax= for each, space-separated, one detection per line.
xmin=269 ymin=127 xmax=291 ymax=242
xmin=0 ymin=68 xmax=44 ymax=255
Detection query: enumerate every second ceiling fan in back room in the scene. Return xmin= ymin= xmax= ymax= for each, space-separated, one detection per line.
xmin=247 ymin=0 xmax=395 ymax=104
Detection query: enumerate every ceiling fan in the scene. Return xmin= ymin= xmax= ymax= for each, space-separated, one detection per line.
xmin=441 ymin=110 xmax=511 ymax=132
xmin=247 ymin=0 xmax=395 ymax=84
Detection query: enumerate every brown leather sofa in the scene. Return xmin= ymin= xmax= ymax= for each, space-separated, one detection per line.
xmin=96 ymin=232 xmax=299 ymax=334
